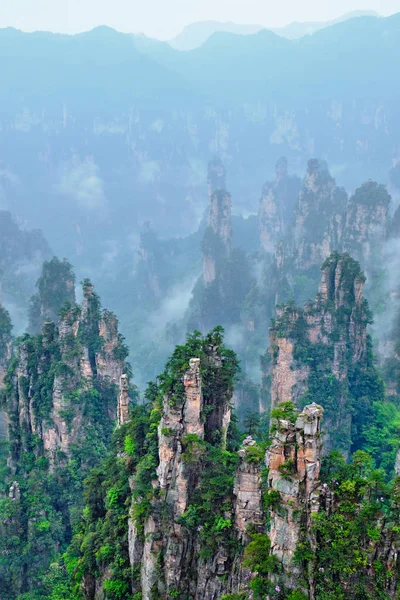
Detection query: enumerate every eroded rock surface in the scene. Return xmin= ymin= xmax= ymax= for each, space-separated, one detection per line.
xmin=270 ymin=253 xmax=370 ymax=455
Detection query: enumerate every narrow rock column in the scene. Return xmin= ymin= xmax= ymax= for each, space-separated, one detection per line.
xmin=202 ymin=158 xmax=232 ymax=287
xmin=266 ymin=403 xmax=323 ymax=591
xmin=183 ymin=358 xmax=203 ymax=436
xmin=135 ymin=358 xmax=204 ymax=599
xmin=9 ymin=481 xmax=21 ymax=501
xmin=233 ymin=436 xmax=263 ymax=539
xmin=395 ymin=448 xmax=400 ymax=476
xmin=118 ymin=374 xmax=130 ymax=426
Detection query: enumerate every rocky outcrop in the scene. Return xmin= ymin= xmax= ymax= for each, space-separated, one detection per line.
xmin=0 ymin=301 xmax=12 ymax=386
xmin=156 ymin=357 xmax=203 ymax=504
xmin=203 ymin=190 xmax=232 ymax=286
xmin=270 ymin=161 xmax=392 ymax=313
xmin=28 ymin=257 xmax=76 ymax=333
xmin=395 ymin=447 xmax=400 ymax=476
xmin=233 ymin=436 xmax=263 ymax=539
xmin=270 ymin=319 xmax=309 ymax=408
xmin=259 ymin=182 xmax=282 ymax=254
xmin=117 ymin=374 xmax=130 ymax=426
xmin=270 ymin=253 xmax=371 ymax=455
xmin=97 ymin=311 xmax=126 ymax=383
xmin=294 ymin=159 xmax=347 ymax=271
xmin=129 ymin=358 xmax=211 ymax=599
xmin=207 ymin=156 xmax=226 ymax=196
xmin=267 ymin=403 xmax=323 ymax=591
xmin=202 ymin=159 xmax=232 ymax=286
xmin=259 ymin=157 xmax=301 ymax=252
xmin=344 ymin=180 xmax=390 ymax=263
xmin=128 ymin=341 xmax=247 ymax=600
xmin=5 ymin=280 xmax=128 ymax=468
xmin=0 ymin=280 xmax=131 ymax=599
xmin=9 ymin=481 xmax=21 ymax=501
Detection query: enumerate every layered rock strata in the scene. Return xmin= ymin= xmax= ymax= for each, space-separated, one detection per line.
xmin=259 ymin=157 xmax=300 ymax=253
xmin=203 ymin=159 xmax=232 ymax=286
xmin=5 ymin=281 xmax=128 ymax=468
xmin=128 ymin=353 xmax=259 ymax=600
xmin=117 ymin=374 xmax=130 ymax=426
xmin=270 ymin=253 xmax=370 ymax=455
xmin=267 ymin=403 xmax=323 ymax=592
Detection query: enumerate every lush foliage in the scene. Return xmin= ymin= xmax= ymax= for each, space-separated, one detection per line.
xmin=0 ymin=284 xmax=127 ymax=599
xmin=0 ymin=304 xmax=12 ymax=362
xmin=29 ymin=257 xmax=76 ymax=333
xmin=56 ymin=327 xmax=241 ymax=598
xmin=308 ymin=451 xmax=400 ymax=599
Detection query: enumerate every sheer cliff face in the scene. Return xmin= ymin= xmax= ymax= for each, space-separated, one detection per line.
xmin=202 ymin=158 xmax=232 ymax=286
xmin=5 ymin=281 xmax=128 ymax=468
xmin=0 ymin=303 xmax=12 ymax=382
xmin=344 ymin=180 xmax=390 ymax=263
xmin=107 ymin=333 xmax=262 ymax=600
xmin=258 ymin=160 xmax=391 ymax=320
xmin=270 ymin=253 xmax=370 ymax=455
xmin=294 ymin=160 xmax=347 ymax=271
xmin=128 ymin=352 xmax=239 ymax=600
xmin=265 ymin=404 xmax=399 ymax=598
xmin=258 ymin=157 xmax=301 ymax=253
xmin=208 ymin=156 xmax=227 ymax=196
xmin=28 ymin=257 xmax=76 ymax=334
xmin=203 ymin=190 xmax=232 ymax=286
xmin=75 ymin=321 xmax=397 ymax=600
xmin=267 ymin=403 xmax=323 ymax=590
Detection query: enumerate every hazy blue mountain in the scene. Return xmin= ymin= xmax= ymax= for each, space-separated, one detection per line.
xmin=169 ymin=20 xmax=264 ymax=50
xmin=167 ymin=10 xmax=380 ymax=51
xmin=0 ymin=13 xmax=399 ymax=325
xmin=270 ymin=10 xmax=379 ymax=39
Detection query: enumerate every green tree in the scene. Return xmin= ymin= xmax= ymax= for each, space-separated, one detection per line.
xmin=29 ymin=257 xmax=76 ymax=333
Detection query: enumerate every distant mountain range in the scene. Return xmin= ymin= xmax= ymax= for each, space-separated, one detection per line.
xmin=168 ymin=10 xmax=379 ymax=50
xmin=0 ymin=12 xmax=399 ymax=280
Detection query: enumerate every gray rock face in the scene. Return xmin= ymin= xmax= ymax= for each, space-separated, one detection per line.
xmin=5 ymin=283 xmax=127 ymax=468
xmin=293 ymin=160 xmax=347 ymax=272
xmin=127 ymin=356 xmax=253 ymax=600
xmin=202 ymin=158 xmax=232 ymax=287
xmin=9 ymin=481 xmax=21 ymax=501
xmin=203 ymin=190 xmax=232 ymax=285
xmin=117 ymin=374 xmax=130 ymax=426
xmin=130 ymin=358 xmax=205 ymax=599
xmin=208 ymin=157 xmax=227 ymax=195
xmin=395 ymin=447 xmax=400 ymax=476
xmin=343 ymin=181 xmax=390 ymax=264
xmin=258 ymin=157 xmax=301 ymax=253
xmin=234 ymin=438 xmax=263 ymax=539
xmin=270 ymin=253 xmax=370 ymax=456
xmin=267 ymin=403 xmax=323 ymax=591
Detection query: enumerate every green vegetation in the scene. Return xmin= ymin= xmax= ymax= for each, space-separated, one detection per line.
xmin=1 ymin=235 xmax=400 ymax=600
xmin=188 ymin=235 xmax=253 ymax=333
xmin=0 ymin=304 xmax=12 ymax=362
xmin=271 ymin=254 xmax=389 ymax=459
xmin=29 ymin=257 xmax=76 ymax=333
xmin=0 ymin=284 xmax=128 ymax=599
xmin=63 ymin=403 xmax=152 ymax=600
xmin=49 ymin=327 xmax=241 ymax=599
xmin=308 ymin=451 xmax=400 ymax=599
xmin=350 ymin=180 xmax=391 ymax=209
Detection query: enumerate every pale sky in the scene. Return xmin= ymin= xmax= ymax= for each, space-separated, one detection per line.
xmin=0 ymin=0 xmax=399 ymax=40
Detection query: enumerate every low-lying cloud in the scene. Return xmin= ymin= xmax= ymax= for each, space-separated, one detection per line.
xmin=57 ymin=156 xmax=107 ymax=211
